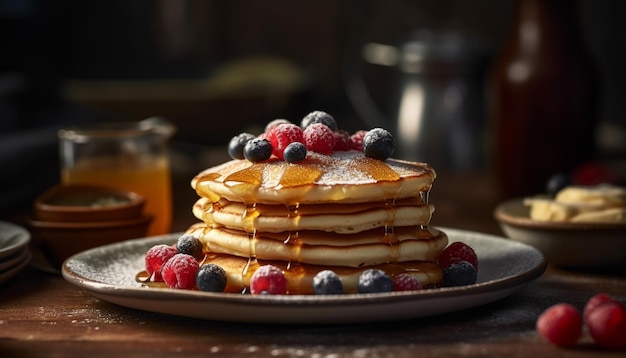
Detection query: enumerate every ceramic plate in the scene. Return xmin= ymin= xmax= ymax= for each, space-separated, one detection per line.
xmin=0 ymin=221 xmax=31 ymax=260
xmin=62 ymin=228 xmax=546 ymax=324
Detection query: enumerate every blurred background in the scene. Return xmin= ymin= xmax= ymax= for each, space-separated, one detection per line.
xmin=2 ymin=0 xmax=626 ymax=218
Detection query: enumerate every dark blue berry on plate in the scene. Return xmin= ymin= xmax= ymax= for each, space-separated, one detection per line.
xmin=176 ymin=234 xmax=204 ymax=260
xmin=301 ymin=111 xmax=338 ymax=131
xmin=363 ymin=128 xmax=395 ymax=160
xmin=243 ymin=138 xmax=273 ymax=162
xmin=313 ymin=270 xmax=343 ymax=295
xmin=357 ymin=269 xmax=393 ymax=293
xmin=283 ymin=142 xmax=307 ymax=163
xmin=443 ymin=260 xmax=477 ymax=287
xmin=228 ymin=133 xmax=256 ymax=160
xmin=196 ymin=263 xmax=227 ymax=292
xmin=546 ymin=173 xmax=572 ymax=198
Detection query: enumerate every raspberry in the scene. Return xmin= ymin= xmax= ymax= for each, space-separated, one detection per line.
xmin=438 ymin=241 xmax=478 ymax=271
xmin=312 ymin=270 xmax=343 ymax=295
xmin=267 ymin=123 xmax=304 ymax=160
xmin=357 ymin=269 xmax=393 ymax=293
xmin=443 ymin=261 xmax=477 ymax=287
xmin=392 ymin=273 xmax=422 ymax=291
xmin=584 ymin=293 xmax=615 ymax=324
xmin=536 ymin=303 xmax=582 ymax=347
xmin=333 ymin=130 xmax=352 ymax=151
xmin=265 ymin=118 xmax=291 ymax=133
xmin=145 ymin=244 xmax=178 ymax=281
xmin=350 ymin=130 xmax=367 ymax=151
xmin=250 ymin=265 xmax=287 ymax=295
xmin=363 ymin=127 xmax=395 ymax=160
xmin=196 ymin=263 xmax=227 ymax=292
xmin=303 ymin=123 xmax=335 ymax=155
xmin=161 ymin=254 xmax=200 ymax=290
xmin=586 ymin=300 xmax=626 ymax=349
xmin=176 ymin=235 xmax=204 ymax=260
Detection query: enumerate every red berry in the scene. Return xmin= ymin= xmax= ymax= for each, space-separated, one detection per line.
xmin=250 ymin=265 xmax=287 ymax=295
xmin=392 ymin=273 xmax=422 ymax=291
xmin=161 ymin=254 xmax=200 ymax=290
xmin=438 ymin=242 xmax=478 ymax=271
xmin=145 ymin=244 xmax=178 ymax=281
xmin=333 ymin=130 xmax=351 ymax=151
xmin=350 ymin=130 xmax=367 ymax=151
xmin=267 ymin=123 xmax=304 ymax=160
xmin=303 ymin=123 xmax=335 ymax=155
xmin=536 ymin=303 xmax=582 ymax=347
xmin=584 ymin=293 xmax=615 ymax=324
xmin=586 ymin=300 xmax=626 ymax=349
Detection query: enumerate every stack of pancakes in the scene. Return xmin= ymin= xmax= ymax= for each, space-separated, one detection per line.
xmin=186 ymin=150 xmax=447 ymax=294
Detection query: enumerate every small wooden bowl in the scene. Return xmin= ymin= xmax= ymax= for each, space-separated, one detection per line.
xmin=34 ymin=185 xmax=145 ymax=223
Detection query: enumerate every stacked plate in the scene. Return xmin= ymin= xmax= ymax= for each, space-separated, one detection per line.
xmin=0 ymin=221 xmax=31 ymax=285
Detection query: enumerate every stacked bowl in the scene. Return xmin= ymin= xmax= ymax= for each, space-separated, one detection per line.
xmin=0 ymin=221 xmax=31 ymax=285
xmin=29 ymin=184 xmax=153 ymax=268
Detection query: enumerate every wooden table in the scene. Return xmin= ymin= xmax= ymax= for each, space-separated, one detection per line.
xmin=1 ymin=147 xmax=625 ymax=357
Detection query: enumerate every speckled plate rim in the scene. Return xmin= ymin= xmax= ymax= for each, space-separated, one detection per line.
xmin=62 ymin=227 xmax=546 ymax=324
xmin=494 ymin=198 xmax=626 ymax=231
xmin=0 ymin=221 xmax=31 ymax=259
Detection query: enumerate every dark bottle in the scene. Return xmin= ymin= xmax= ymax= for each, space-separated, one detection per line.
xmin=489 ymin=0 xmax=598 ymax=199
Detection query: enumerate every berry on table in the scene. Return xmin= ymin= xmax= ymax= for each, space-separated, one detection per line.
xmin=243 ymin=138 xmax=273 ymax=162
xmin=312 ymin=270 xmax=343 ymax=295
xmin=363 ymin=128 xmax=395 ymax=160
xmin=392 ymin=273 xmax=422 ymax=291
xmin=176 ymin=235 xmax=204 ymax=261
xmin=438 ymin=242 xmax=478 ymax=271
xmin=536 ymin=303 xmax=583 ymax=347
xmin=161 ymin=254 xmax=200 ymax=290
xmin=301 ymin=110 xmax=337 ymax=131
xmin=228 ymin=132 xmax=256 ymax=160
xmin=303 ymin=123 xmax=335 ymax=155
xmin=250 ymin=265 xmax=287 ymax=295
xmin=583 ymin=293 xmax=615 ymax=324
xmin=357 ymin=269 xmax=393 ymax=293
xmin=283 ymin=142 xmax=307 ymax=163
xmin=443 ymin=261 xmax=477 ymax=287
xmin=586 ymin=299 xmax=626 ymax=349
xmin=145 ymin=244 xmax=178 ymax=281
xmin=196 ymin=263 xmax=228 ymax=292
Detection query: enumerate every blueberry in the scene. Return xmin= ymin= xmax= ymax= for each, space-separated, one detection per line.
xmin=243 ymin=138 xmax=272 ymax=162
xmin=357 ymin=269 xmax=393 ymax=293
xmin=283 ymin=142 xmax=307 ymax=163
xmin=312 ymin=270 xmax=343 ymax=295
xmin=546 ymin=173 xmax=571 ymax=197
xmin=196 ymin=263 xmax=227 ymax=292
xmin=443 ymin=261 xmax=477 ymax=287
xmin=176 ymin=235 xmax=204 ymax=260
xmin=228 ymin=133 xmax=256 ymax=160
xmin=301 ymin=111 xmax=337 ymax=131
xmin=363 ymin=128 xmax=395 ymax=160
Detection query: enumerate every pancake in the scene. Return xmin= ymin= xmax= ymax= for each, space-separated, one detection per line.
xmin=192 ymin=197 xmax=434 ymax=234
xmin=197 ymin=252 xmax=443 ymax=294
xmin=186 ymin=223 xmax=448 ymax=267
xmin=192 ymin=151 xmax=436 ymax=205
